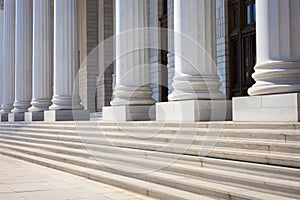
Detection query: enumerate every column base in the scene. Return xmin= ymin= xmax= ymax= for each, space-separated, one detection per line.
xmin=25 ymin=112 xmax=45 ymax=122
xmin=156 ymin=100 xmax=232 ymax=122
xmin=103 ymin=105 xmax=156 ymax=121
xmin=233 ymin=93 xmax=300 ymax=122
xmin=0 ymin=113 xmax=9 ymax=122
xmin=8 ymin=113 xmax=25 ymax=122
xmin=44 ymin=110 xmax=90 ymax=122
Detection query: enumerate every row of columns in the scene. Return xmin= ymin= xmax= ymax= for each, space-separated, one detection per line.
xmin=105 ymin=0 xmax=300 ymax=122
xmin=1 ymin=0 xmax=299 ymax=122
xmin=0 ymin=0 xmax=87 ymax=122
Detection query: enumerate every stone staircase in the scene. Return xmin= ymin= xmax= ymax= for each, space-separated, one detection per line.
xmin=0 ymin=121 xmax=299 ymax=200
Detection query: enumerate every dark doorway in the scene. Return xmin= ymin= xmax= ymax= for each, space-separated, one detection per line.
xmin=159 ymin=0 xmax=169 ymax=102
xmin=228 ymin=0 xmax=256 ymax=98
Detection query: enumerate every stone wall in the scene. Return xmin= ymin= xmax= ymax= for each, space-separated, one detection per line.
xmin=96 ymin=0 xmax=114 ymax=112
xmin=78 ymin=0 xmax=99 ymax=112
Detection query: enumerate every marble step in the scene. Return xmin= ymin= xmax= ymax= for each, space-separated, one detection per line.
xmin=0 ymin=130 xmax=299 ymax=168
xmin=0 ymin=134 xmax=299 ymax=198
xmin=0 ymin=131 xmax=298 ymax=181
xmin=1 ymin=124 xmax=299 ymax=142
xmin=0 ymin=147 xmax=214 ymax=200
xmin=0 ymin=129 xmax=299 ymax=155
xmin=1 ymin=121 xmax=299 ymax=130
xmin=0 ymin=144 xmax=298 ymax=200
xmin=1 ymin=121 xmax=299 ymax=132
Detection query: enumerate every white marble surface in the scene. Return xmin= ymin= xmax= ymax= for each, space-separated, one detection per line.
xmin=168 ymin=0 xmax=224 ymax=101
xmin=12 ymin=0 xmax=33 ymax=113
xmin=0 ymin=10 xmax=4 ymax=109
xmin=29 ymin=0 xmax=53 ymax=112
xmin=156 ymin=100 xmax=232 ymax=122
xmin=248 ymin=0 xmax=300 ymax=96
xmin=0 ymin=0 xmax=15 ymax=114
xmin=49 ymin=0 xmax=83 ymax=110
xmin=44 ymin=110 xmax=90 ymax=122
xmin=110 ymin=0 xmax=154 ymax=106
xmin=233 ymin=93 xmax=300 ymax=122
xmin=103 ymin=105 xmax=156 ymax=121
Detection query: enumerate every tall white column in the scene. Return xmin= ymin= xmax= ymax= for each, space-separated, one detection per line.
xmin=29 ymin=0 xmax=53 ymax=112
xmin=103 ymin=0 xmax=155 ymax=121
xmin=156 ymin=0 xmax=231 ymax=122
xmin=49 ymin=0 xmax=82 ymax=110
xmin=0 ymin=0 xmax=15 ymax=114
xmin=248 ymin=0 xmax=300 ymax=96
xmin=110 ymin=0 xmax=154 ymax=106
xmin=11 ymin=0 xmax=33 ymax=113
xmin=0 ymin=6 xmax=4 ymax=110
xmin=168 ymin=0 xmax=224 ymax=101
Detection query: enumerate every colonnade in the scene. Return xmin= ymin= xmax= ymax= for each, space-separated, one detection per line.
xmin=0 ymin=0 xmax=299 ymax=122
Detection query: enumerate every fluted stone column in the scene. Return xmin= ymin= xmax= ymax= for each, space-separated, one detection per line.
xmin=0 ymin=5 xmax=4 ymax=117
xmin=45 ymin=0 xmax=89 ymax=121
xmin=25 ymin=0 xmax=53 ymax=121
xmin=0 ymin=0 xmax=15 ymax=122
xmin=103 ymin=0 xmax=155 ymax=121
xmin=9 ymin=0 xmax=33 ymax=122
xmin=248 ymin=0 xmax=300 ymax=96
xmin=156 ymin=0 xmax=231 ymax=122
xmin=233 ymin=0 xmax=300 ymax=122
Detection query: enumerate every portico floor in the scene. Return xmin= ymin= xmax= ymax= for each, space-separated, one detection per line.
xmin=0 ymin=155 xmax=153 ymax=200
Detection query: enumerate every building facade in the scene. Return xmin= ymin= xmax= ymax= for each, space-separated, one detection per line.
xmin=0 ymin=0 xmax=299 ymax=122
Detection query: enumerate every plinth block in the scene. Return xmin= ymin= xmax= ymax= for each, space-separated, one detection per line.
xmin=25 ymin=112 xmax=44 ymax=122
xmin=156 ymin=100 xmax=232 ymax=122
xmin=233 ymin=93 xmax=300 ymax=122
xmin=103 ymin=105 xmax=156 ymax=121
xmin=8 ymin=113 xmax=25 ymax=122
xmin=44 ymin=110 xmax=90 ymax=122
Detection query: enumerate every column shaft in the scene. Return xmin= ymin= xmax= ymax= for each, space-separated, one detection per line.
xmin=12 ymin=0 xmax=33 ymax=113
xmin=168 ymin=0 xmax=224 ymax=101
xmin=0 ymin=0 xmax=15 ymax=114
xmin=110 ymin=0 xmax=154 ymax=106
xmin=50 ymin=0 xmax=82 ymax=110
xmin=0 ymin=7 xmax=4 ymax=108
xmin=29 ymin=0 xmax=53 ymax=112
xmin=248 ymin=0 xmax=300 ymax=96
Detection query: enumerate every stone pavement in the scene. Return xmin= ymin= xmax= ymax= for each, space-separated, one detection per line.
xmin=0 ymin=155 xmax=153 ymax=200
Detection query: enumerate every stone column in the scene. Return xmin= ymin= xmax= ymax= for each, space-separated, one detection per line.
xmin=248 ymin=0 xmax=300 ymax=96
xmin=45 ymin=0 xmax=89 ymax=121
xmin=0 ymin=3 xmax=4 ymax=118
xmin=0 ymin=0 xmax=15 ymax=122
xmin=25 ymin=0 xmax=53 ymax=121
xmin=233 ymin=0 xmax=300 ymax=122
xmin=9 ymin=0 xmax=33 ymax=122
xmin=156 ymin=0 xmax=231 ymax=122
xmin=103 ymin=0 xmax=155 ymax=121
